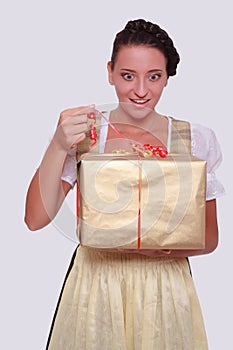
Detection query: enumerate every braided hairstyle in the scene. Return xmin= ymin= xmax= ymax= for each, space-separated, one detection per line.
xmin=110 ymin=19 xmax=180 ymax=77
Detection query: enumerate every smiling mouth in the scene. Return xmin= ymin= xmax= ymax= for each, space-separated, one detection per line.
xmin=129 ymin=98 xmax=150 ymax=105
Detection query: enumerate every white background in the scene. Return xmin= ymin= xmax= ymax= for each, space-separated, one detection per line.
xmin=1 ymin=1 xmax=231 ymax=349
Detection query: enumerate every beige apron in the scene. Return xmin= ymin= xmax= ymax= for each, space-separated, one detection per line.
xmin=47 ymin=119 xmax=208 ymax=350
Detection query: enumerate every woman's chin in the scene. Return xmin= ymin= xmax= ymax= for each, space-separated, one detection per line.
xmin=118 ymin=101 xmax=154 ymax=121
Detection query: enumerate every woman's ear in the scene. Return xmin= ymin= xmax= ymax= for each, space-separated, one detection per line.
xmin=107 ymin=61 xmax=114 ymax=85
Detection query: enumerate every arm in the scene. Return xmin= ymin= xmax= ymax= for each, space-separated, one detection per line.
xmin=24 ymin=145 xmax=73 ymax=231
xmin=24 ymin=105 xmax=94 ymax=231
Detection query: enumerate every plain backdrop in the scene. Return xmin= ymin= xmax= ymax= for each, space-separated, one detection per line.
xmin=1 ymin=0 xmax=231 ymax=349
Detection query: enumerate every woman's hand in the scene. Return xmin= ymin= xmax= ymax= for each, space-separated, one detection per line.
xmin=52 ymin=104 xmax=95 ymax=152
xmin=117 ymin=248 xmax=172 ymax=257
xmin=117 ymin=200 xmax=219 ymax=258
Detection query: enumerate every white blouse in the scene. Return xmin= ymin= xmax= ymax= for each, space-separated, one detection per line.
xmin=61 ymin=117 xmax=225 ymax=201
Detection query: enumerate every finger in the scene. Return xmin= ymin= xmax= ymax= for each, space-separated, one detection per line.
xmin=70 ymin=104 xmax=96 ymax=116
xmin=67 ymin=110 xmax=97 ymax=124
xmin=60 ymin=114 xmax=88 ymax=127
xmin=160 ymin=249 xmax=172 ymax=255
xmin=118 ymin=248 xmax=137 ymax=253
xmin=71 ymin=132 xmax=86 ymax=147
xmin=72 ymin=114 xmax=89 ymax=124
xmin=59 ymin=104 xmax=95 ymax=124
xmin=72 ymin=123 xmax=88 ymax=134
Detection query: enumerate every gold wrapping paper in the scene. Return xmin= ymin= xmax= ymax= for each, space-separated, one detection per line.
xmin=77 ymin=153 xmax=206 ymax=249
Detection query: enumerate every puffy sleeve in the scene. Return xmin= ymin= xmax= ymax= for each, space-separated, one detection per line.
xmin=61 ymin=149 xmax=77 ymax=188
xmin=191 ymin=123 xmax=225 ymax=200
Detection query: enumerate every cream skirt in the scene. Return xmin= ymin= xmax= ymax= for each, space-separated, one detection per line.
xmin=46 ymin=246 xmax=208 ymax=350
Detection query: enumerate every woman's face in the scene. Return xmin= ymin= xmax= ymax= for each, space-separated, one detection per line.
xmin=107 ymin=45 xmax=168 ymax=116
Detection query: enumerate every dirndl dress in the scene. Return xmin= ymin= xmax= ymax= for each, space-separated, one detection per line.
xmin=46 ymin=117 xmax=227 ymax=349
xmin=46 ymin=246 xmax=208 ymax=350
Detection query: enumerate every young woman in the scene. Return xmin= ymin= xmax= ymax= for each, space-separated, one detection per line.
xmin=25 ymin=19 xmax=225 ymax=349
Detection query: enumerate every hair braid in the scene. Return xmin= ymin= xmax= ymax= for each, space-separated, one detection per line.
xmin=111 ymin=19 xmax=180 ymax=77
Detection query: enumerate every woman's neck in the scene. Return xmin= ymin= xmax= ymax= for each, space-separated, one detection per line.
xmin=109 ymin=106 xmax=168 ymax=139
xmin=104 ymin=106 xmax=169 ymax=152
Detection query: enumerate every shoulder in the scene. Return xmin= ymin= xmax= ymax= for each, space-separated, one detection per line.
xmin=190 ymin=122 xmax=216 ymax=140
xmin=190 ymin=122 xmax=223 ymax=172
xmin=190 ymin=122 xmax=219 ymax=154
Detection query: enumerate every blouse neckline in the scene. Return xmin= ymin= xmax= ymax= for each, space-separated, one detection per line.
xmin=99 ymin=111 xmax=172 ymax=153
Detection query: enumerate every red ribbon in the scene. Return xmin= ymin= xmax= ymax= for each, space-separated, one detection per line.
xmin=76 ymin=182 xmax=79 ymax=223
xmin=137 ymin=159 xmax=142 ymax=249
xmin=87 ymin=112 xmax=97 ymax=149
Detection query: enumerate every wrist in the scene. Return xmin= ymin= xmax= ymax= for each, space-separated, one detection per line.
xmin=50 ymin=136 xmax=69 ymax=155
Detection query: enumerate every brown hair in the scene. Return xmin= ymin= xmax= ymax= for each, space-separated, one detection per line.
xmin=110 ymin=19 xmax=180 ymax=77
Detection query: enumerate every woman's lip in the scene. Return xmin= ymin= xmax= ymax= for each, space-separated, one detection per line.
xmin=129 ymin=98 xmax=150 ymax=105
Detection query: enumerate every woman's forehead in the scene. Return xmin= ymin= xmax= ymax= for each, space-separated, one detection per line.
xmin=113 ymin=45 xmax=167 ymax=70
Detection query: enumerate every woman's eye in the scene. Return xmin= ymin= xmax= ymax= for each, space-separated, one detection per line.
xmin=122 ymin=73 xmax=134 ymax=81
xmin=149 ymin=73 xmax=160 ymax=81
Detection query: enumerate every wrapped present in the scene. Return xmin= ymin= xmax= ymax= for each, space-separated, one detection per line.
xmin=76 ymin=153 xmax=206 ymax=249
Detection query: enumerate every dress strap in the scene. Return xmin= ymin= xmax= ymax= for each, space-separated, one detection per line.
xmin=170 ymin=117 xmax=191 ymax=154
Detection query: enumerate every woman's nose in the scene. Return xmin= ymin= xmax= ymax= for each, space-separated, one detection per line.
xmin=133 ymin=78 xmax=148 ymax=98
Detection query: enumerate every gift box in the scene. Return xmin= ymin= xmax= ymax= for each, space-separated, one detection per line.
xmin=76 ymin=153 xmax=206 ymax=249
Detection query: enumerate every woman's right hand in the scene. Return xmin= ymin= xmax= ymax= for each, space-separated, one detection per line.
xmin=52 ymin=104 xmax=95 ymax=152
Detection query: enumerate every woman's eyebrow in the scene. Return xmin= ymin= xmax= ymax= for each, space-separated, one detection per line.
xmin=120 ymin=68 xmax=163 ymax=72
